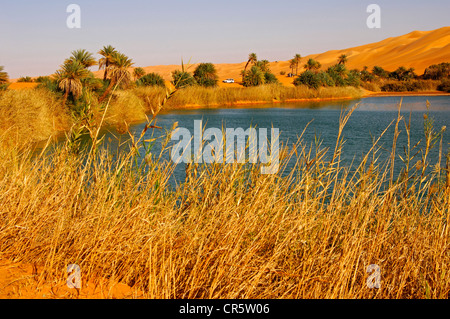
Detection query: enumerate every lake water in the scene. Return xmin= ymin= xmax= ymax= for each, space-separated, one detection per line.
xmin=95 ymin=96 xmax=450 ymax=185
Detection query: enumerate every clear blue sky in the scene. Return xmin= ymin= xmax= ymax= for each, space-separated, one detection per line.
xmin=1 ymin=0 xmax=449 ymax=78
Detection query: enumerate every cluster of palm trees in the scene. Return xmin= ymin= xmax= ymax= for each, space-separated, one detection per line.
xmin=290 ymin=53 xmax=348 ymax=75
xmin=54 ymin=45 xmax=134 ymax=106
xmin=240 ymin=53 xmax=281 ymax=86
xmin=288 ymin=54 xmax=302 ymax=75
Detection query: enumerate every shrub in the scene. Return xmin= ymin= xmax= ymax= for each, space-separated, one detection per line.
xmin=36 ymin=77 xmax=62 ymax=96
xmin=316 ymin=71 xmax=335 ymax=87
xmin=171 ymin=70 xmax=197 ymax=89
xmin=264 ymin=72 xmax=279 ymax=85
xmin=346 ymin=71 xmax=361 ymax=88
xmin=326 ymin=65 xmax=347 ymax=87
xmin=35 ymin=76 xmax=51 ymax=83
xmin=0 ymin=88 xmax=71 ymax=142
xmin=293 ymin=70 xmax=320 ymax=89
xmin=280 ymin=71 xmax=286 ymax=76
xmin=360 ymin=70 xmax=375 ymax=82
xmin=437 ymin=79 xmax=450 ymax=93
xmin=403 ymin=80 xmax=438 ymax=92
xmin=360 ymin=81 xmax=381 ymax=92
xmin=381 ymin=82 xmax=407 ymax=92
xmin=136 ymin=73 xmax=166 ymax=88
xmin=422 ymin=62 xmax=450 ymax=80
xmin=17 ymin=76 xmax=33 ymax=83
xmin=193 ymin=63 xmax=218 ymax=88
xmin=372 ymin=66 xmax=389 ymax=79
xmin=388 ymin=67 xmax=416 ymax=81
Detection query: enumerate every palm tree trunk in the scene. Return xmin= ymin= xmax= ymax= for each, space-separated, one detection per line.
xmin=62 ymin=89 xmax=69 ymax=106
xmin=242 ymin=60 xmax=250 ymax=81
xmin=98 ymin=80 xmax=115 ymax=103
xmin=103 ymin=61 xmax=109 ymax=81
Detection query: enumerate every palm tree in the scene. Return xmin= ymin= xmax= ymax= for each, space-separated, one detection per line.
xmin=293 ymin=54 xmax=302 ymax=75
xmin=256 ymin=59 xmax=270 ymax=72
xmin=56 ymin=60 xmax=90 ymax=106
xmin=193 ymin=63 xmax=218 ymax=87
xmin=0 ymin=66 xmax=8 ymax=83
xmin=98 ymin=45 xmax=117 ymax=81
xmin=133 ymin=67 xmax=146 ymax=81
xmin=242 ymin=53 xmax=258 ymax=81
xmin=98 ymin=52 xmax=134 ymax=103
xmin=289 ymin=59 xmax=296 ymax=75
xmin=242 ymin=66 xmax=265 ymax=87
xmin=304 ymin=59 xmax=321 ymax=72
xmin=65 ymin=49 xmax=97 ymax=69
xmin=338 ymin=54 xmax=348 ymax=65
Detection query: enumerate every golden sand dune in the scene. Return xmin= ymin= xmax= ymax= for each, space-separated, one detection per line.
xmin=292 ymin=27 xmax=450 ymax=75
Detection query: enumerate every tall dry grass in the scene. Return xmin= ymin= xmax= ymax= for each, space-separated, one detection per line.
xmin=0 ymin=88 xmax=72 ymax=145
xmin=133 ymin=85 xmax=363 ymax=111
xmin=0 ymin=100 xmax=448 ymax=299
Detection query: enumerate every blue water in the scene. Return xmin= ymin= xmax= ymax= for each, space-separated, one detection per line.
xmin=99 ymin=96 xmax=450 ymax=185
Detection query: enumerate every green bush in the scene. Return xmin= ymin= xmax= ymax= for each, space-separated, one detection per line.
xmin=326 ymin=65 xmax=347 ymax=87
xmin=360 ymin=70 xmax=374 ymax=82
xmin=17 ymin=76 xmax=33 ymax=83
xmin=346 ymin=72 xmax=361 ymax=88
xmin=171 ymin=70 xmax=197 ymax=89
xmin=293 ymin=70 xmax=320 ymax=89
xmin=243 ymin=66 xmax=265 ymax=87
xmin=136 ymin=72 xmax=166 ymax=88
xmin=264 ymin=72 xmax=279 ymax=85
xmin=372 ymin=66 xmax=389 ymax=79
xmin=193 ymin=63 xmax=218 ymax=88
xmin=316 ymin=71 xmax=335 ymax=87
xmin=36 ymin=77 xmax=62 ymax=96
xmin=35 ymin=76 xmax=51 ymax=83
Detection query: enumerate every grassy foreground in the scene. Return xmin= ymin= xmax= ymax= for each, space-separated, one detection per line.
xmin=0 ymin=102 xmax=448 ymax=298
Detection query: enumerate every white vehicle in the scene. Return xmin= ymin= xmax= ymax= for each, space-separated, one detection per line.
xmin=223 ymin=79 xmax=235 ymax=83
